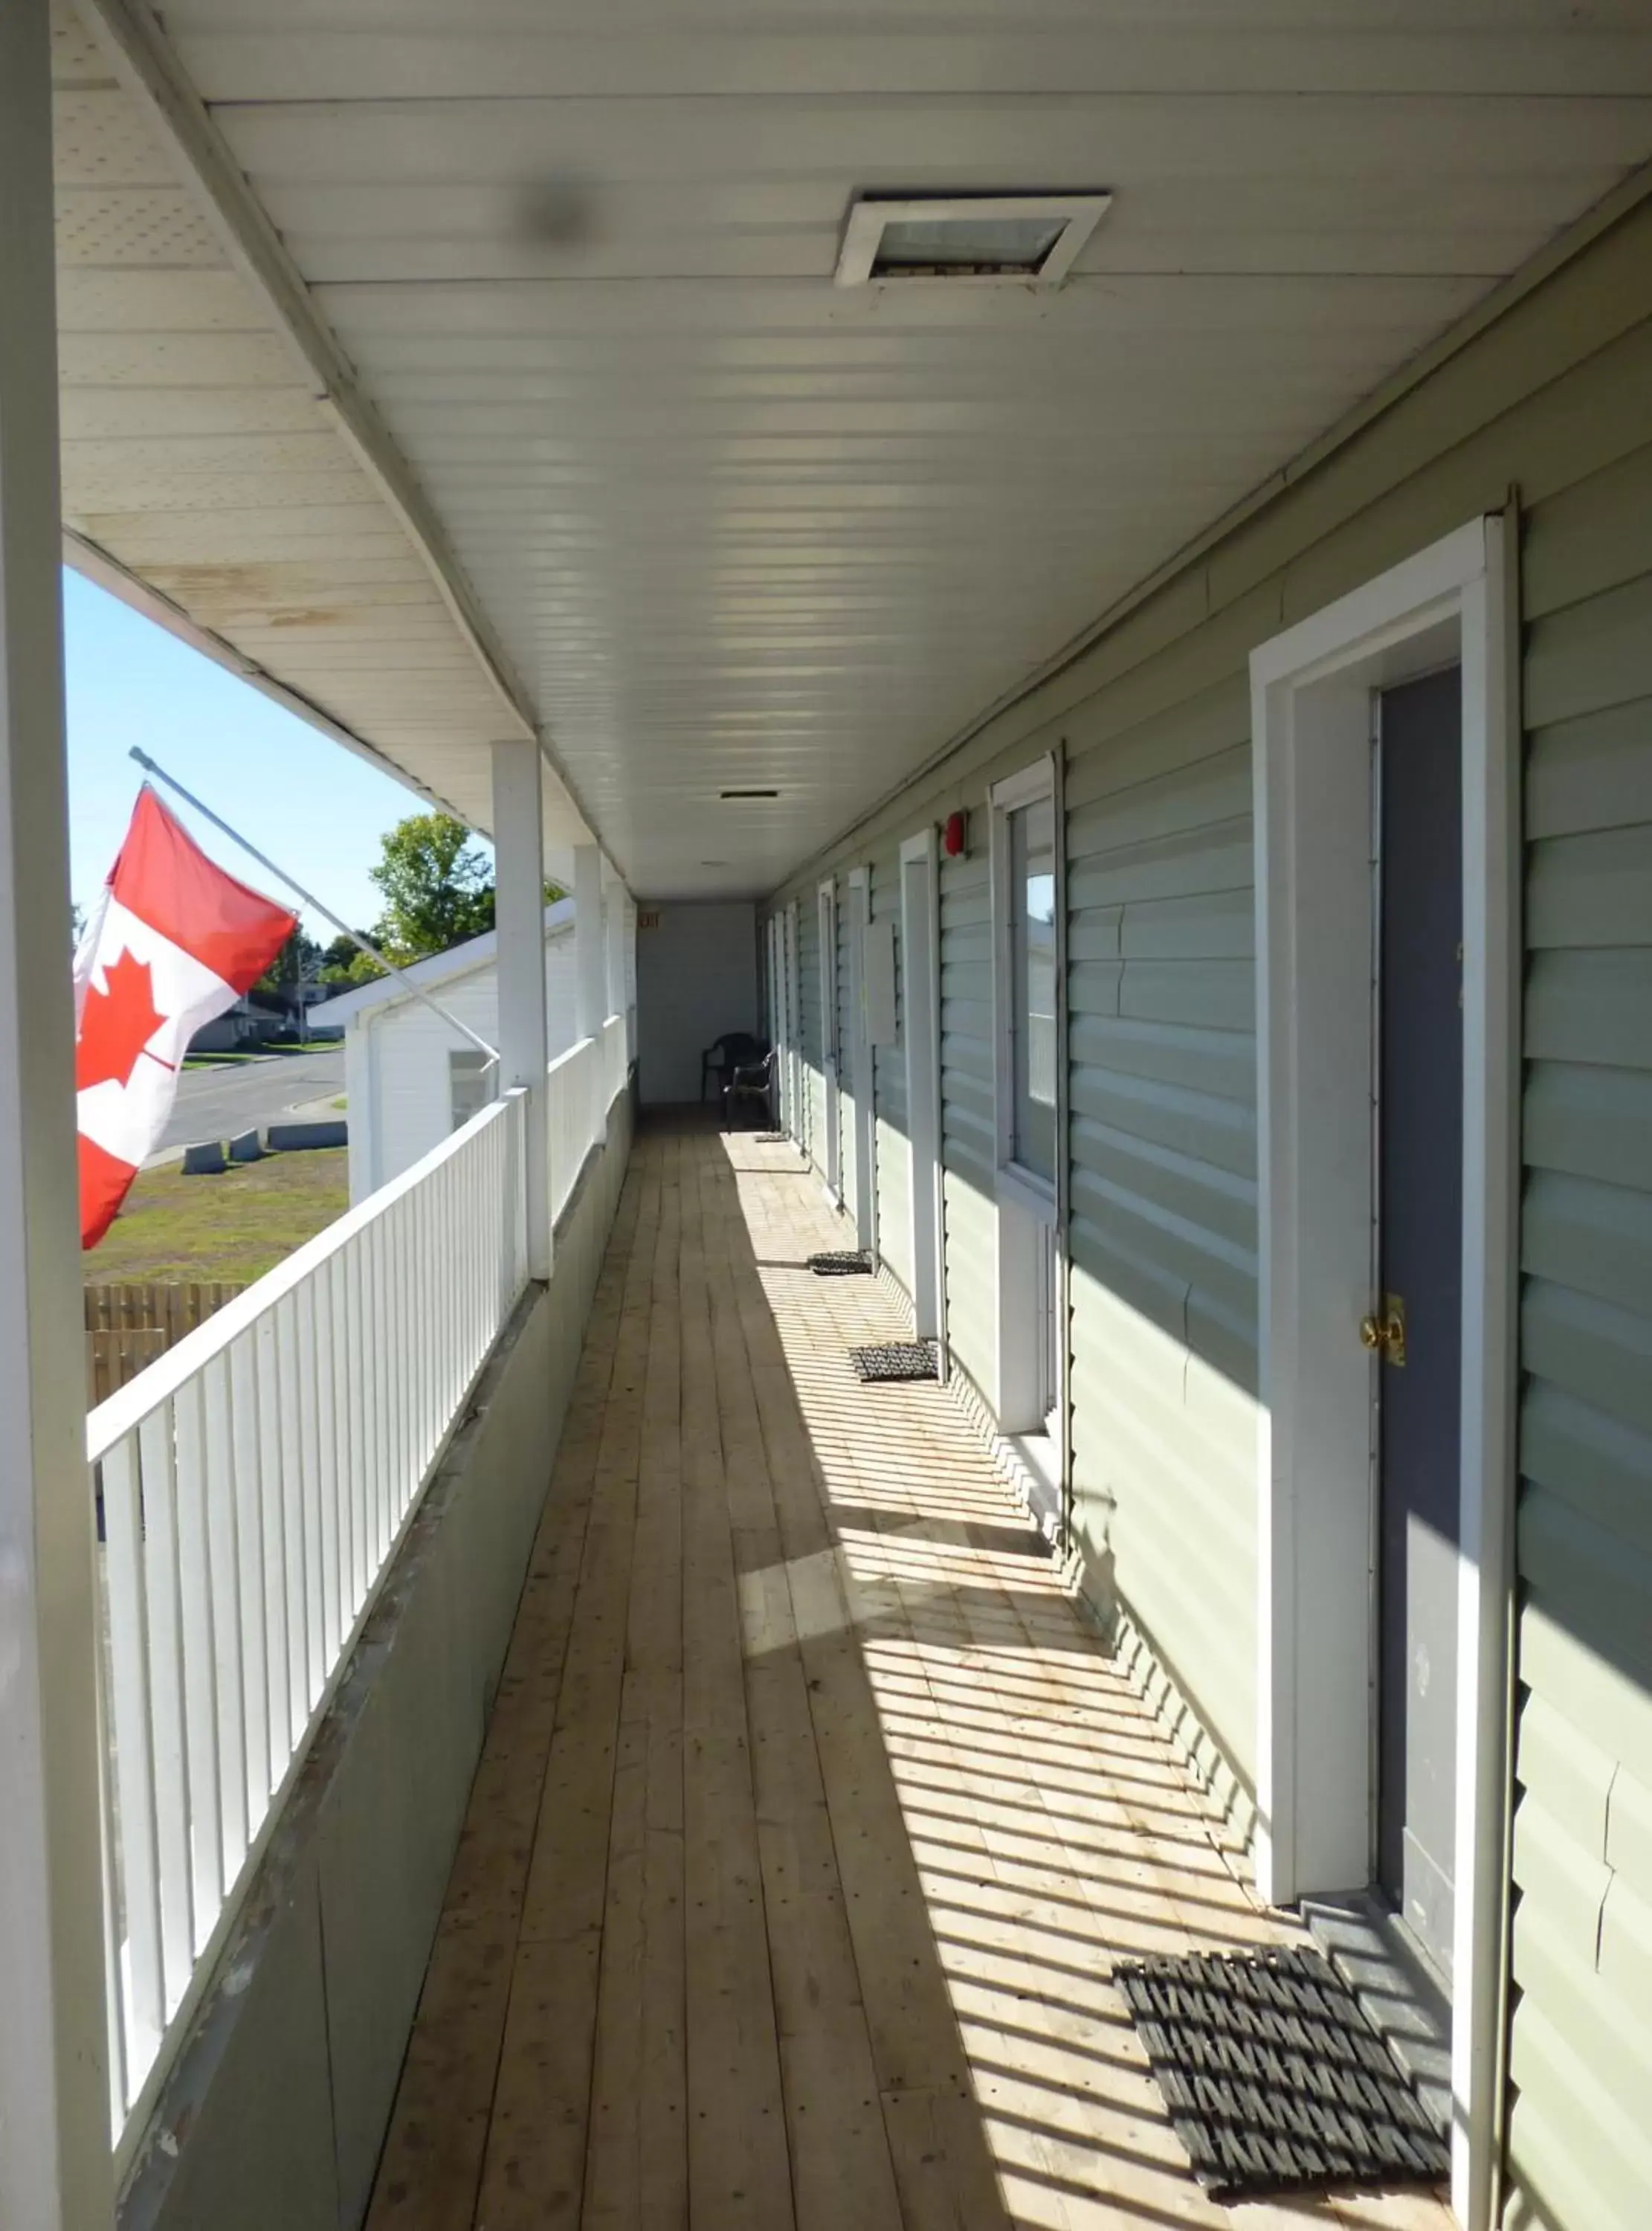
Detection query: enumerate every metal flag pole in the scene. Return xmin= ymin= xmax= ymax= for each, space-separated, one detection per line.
xmin=127 ymin=747 xmax=500 ymax=1066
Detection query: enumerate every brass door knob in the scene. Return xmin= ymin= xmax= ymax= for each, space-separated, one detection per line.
xmin=1360 ymin=1297 xmax=1407 ymax=1367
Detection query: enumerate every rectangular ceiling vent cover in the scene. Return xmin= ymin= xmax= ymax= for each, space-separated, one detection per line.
xmin=836 ymin=193 xmax=1110 ymax=287
xmin=720 ymin=788 xmax=779 ymax=800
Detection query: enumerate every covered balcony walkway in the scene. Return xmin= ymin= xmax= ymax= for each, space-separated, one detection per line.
xmin=367 ymin=1118 xmax=1447 ymax=2231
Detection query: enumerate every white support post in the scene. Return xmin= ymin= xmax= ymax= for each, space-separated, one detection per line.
xmin=0 ymin=4 xmax=114 ymax=2219
xmin=603 ymin=867 xmax=625 ymax=1028
xmin=574 ymin=843 xmax=604 ymax=1046
xmin=491 ymin=742 xmax=550 ymax=1279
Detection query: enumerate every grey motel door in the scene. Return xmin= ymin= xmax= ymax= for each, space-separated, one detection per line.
xmin=1375 ymin=665 xmax=1463 ymax=1983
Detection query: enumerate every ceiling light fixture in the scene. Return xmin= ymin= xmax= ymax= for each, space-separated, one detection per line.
xmin=835 ymin=193 xmax=1111 ymax=288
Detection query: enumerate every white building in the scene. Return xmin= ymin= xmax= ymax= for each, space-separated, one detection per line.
xmin=312 ymin=900 xmax=578 ymax=1204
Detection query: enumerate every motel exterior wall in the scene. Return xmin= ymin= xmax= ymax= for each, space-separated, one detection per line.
xmin=764 ymin=194 xmax=1652 ymax=2230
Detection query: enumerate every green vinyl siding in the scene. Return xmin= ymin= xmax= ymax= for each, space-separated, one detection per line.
xmin=1064 ymin=677 xmax=1259 ymax=1771
xmin=1504 ymin=430 xmax=1652 ymax=2231
xmin=763 ymin=195 xmax=1652 ymax=2229
xmin=868 ymin=844 xmax=911 ymax=1298
xmin=939 ymin=843 xmax=996 ymax=1401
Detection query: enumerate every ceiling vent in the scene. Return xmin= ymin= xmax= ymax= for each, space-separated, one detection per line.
xmin=720 ymin=788 xmax=778 ymax=800
xmin=835 ymin=193 xmax=1111 ymax=287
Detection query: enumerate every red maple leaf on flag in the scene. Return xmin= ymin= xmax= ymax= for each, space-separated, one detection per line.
xmin=76 ymin=947 xmax=169 ymax=1092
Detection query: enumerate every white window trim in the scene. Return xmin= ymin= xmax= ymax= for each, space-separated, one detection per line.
xmin=1250 ymin=514 xmax=1516 ymax=2231
xmin=900 ymin=828 xmax=947 ymax=1356
xmin=989 ymin=757 xmax=1058 ymax=1196
xmin=989 ymin=756 xmax=1065 ymax=1443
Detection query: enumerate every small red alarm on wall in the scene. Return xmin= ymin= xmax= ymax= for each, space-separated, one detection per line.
xmin=943 ymin=810 xmax=967 ymax=857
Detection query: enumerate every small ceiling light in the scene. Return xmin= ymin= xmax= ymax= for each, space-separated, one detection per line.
xmin=835 ymin=193 xmax=1111 ymax=288
xmin=720 ymin=788 xmax=779 ymax=800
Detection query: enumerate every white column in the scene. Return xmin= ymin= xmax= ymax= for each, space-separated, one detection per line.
xmin=0 ymin=5 xmax=114 ymax=2221
xmin=573 ymin=843 xmax=604 ymax=1042
xmin=491 ymin=742 xmax=550 ymax=1279
xmin=603 ymin=869 xmax=626 ymax=1025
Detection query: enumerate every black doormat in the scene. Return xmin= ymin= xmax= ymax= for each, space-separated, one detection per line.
xmin=751 ymin=1131 xmax=789 ymax=1144
xmin=808 ymin=1251 xmax=872 ymax=1276
xmin=849 ymin=1341 xmax=938 ymax=1383
xmin=1113 ymin=1947 xmax=1450 ymax=2203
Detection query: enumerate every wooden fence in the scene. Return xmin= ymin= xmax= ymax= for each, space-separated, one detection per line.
xmin=85 ymin=1281 xmax=245 ymax=1408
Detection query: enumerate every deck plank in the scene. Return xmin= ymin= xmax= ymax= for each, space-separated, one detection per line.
xmin=471 ymin=1147 xmax=661 ymax=2228
xmin=678 ymin=1142 xmax=796 ymax=2230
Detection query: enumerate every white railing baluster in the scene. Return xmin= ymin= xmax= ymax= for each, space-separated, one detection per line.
xmin=312 ymin=1268 xmax=341 ymax=1669
xmin=103 ymin=1433 xmax=164 ymax=2050
xmin=87 ymin=1095 xmax=536 ymax=2157
xmin=344 ymin=1246 xmax=367 ymax=1620
xmin=370 ymin=1214 xmax=390 ymax=1568
xmin=273 ymin=1297 xmax=307 ymax=1736
xmin=94 ymin=1633 xmax=129 ymax=2134
xmin=295 ymin=1284 xmax=326 ymax=1703
xmin=172 ymin=1378 xmax=223 ymax=1930
xmin=209 ymin=1348 xmax=249 ymax=1871
xmin=138 ymin=1406 xmax=195 ymax=2010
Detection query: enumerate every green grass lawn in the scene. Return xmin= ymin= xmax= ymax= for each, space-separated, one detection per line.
xmin=88 ymin=1149 xmax=349 ymax=1284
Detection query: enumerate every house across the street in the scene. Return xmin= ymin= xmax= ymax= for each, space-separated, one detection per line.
xmin=311 ymin=900 xmax=578 ymax=1203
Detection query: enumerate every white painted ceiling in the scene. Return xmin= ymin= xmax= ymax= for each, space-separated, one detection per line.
xmin=60 ymin=1 xmax=1652 ymax=898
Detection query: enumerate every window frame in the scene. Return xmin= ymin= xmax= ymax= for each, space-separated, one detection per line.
xmin=990 ymin=757 xmax=1059 ymax=1226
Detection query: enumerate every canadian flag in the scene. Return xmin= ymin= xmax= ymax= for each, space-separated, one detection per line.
xmin=74 ymin=788 xmax=297 ymax=1249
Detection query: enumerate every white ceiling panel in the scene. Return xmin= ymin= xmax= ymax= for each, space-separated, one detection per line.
xmin=55 ymin=0 xmax=1652 ymax=897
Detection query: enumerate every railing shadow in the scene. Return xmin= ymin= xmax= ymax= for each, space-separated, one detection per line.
xmin=369 ymin=1119 xmax=1423 ymax=2231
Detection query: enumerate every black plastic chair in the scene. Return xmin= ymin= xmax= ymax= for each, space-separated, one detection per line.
xmin=723 ymin=1047 xmax=778 ymax=1131
xmin=700 ymin=1029 xmax=767 ymax=1103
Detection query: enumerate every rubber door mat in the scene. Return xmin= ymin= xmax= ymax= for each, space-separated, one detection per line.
xmin=1113 ymin=1946 xmax=1450 ymax=2202
xmin=807 ymin=1252 xmax=872 ymax=1275
xmin=849 ymin=1342 xmax=938 ymax=1383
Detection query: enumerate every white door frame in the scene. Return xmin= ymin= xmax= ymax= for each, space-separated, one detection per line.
xmin=783 ymin=900 xmax=803 ymax=1153
xmin=818 ymin=878 xmax=842 ymax=1205
xmin=1250 ymin=514 xmax=1516 ymax=2230
xmin=900 ymin=829 xmax=946 ymax=1352
xmin=847 ymin=868 xmax=877 ymax=1258
xmin=988 ymin=758 xmax=1063 ymax=1472
xmin=765 ymin=913 xmax=781 ymax=1124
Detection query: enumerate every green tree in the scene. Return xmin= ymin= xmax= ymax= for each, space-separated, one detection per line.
xmin=256 ymin=927 xmax=323 ymax=993
xmin=318 ymin=930 xmax=385 ymax=986
xmin=367 ymin=812 xmax=497 ymax=959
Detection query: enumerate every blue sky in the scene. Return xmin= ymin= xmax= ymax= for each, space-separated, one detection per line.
xmin=64 ymin=568 xmax=479 ymax=939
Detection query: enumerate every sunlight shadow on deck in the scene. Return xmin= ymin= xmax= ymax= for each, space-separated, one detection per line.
xmin=367 ymin=1124 xmax=1451 ymax=2231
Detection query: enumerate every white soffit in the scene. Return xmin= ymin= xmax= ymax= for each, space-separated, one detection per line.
xmin=62 ymin=0 xmax=1652 ymax=897
xmin=49 ymin=0 xmax=593 ymax=858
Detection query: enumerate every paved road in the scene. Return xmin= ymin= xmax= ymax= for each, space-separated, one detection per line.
xmin=155 ymin=1049 xmax=345 ymax=1155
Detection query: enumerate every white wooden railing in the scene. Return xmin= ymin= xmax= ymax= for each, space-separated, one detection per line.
xmin=90 ymin=1092 xmax=529 ymax=2163
xmin=546 ymin=1016 xmax=628 ymax=1223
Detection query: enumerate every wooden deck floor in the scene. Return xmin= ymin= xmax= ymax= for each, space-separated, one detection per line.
xmin=368 ymin=1121 xmax=1452 ymax=2231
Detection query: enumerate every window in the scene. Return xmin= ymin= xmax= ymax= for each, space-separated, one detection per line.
xmin=1008 ymin=793 xmax=1056 ymax=1184
xmin=448 ymin=1047 xmax=496 ymax=1131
